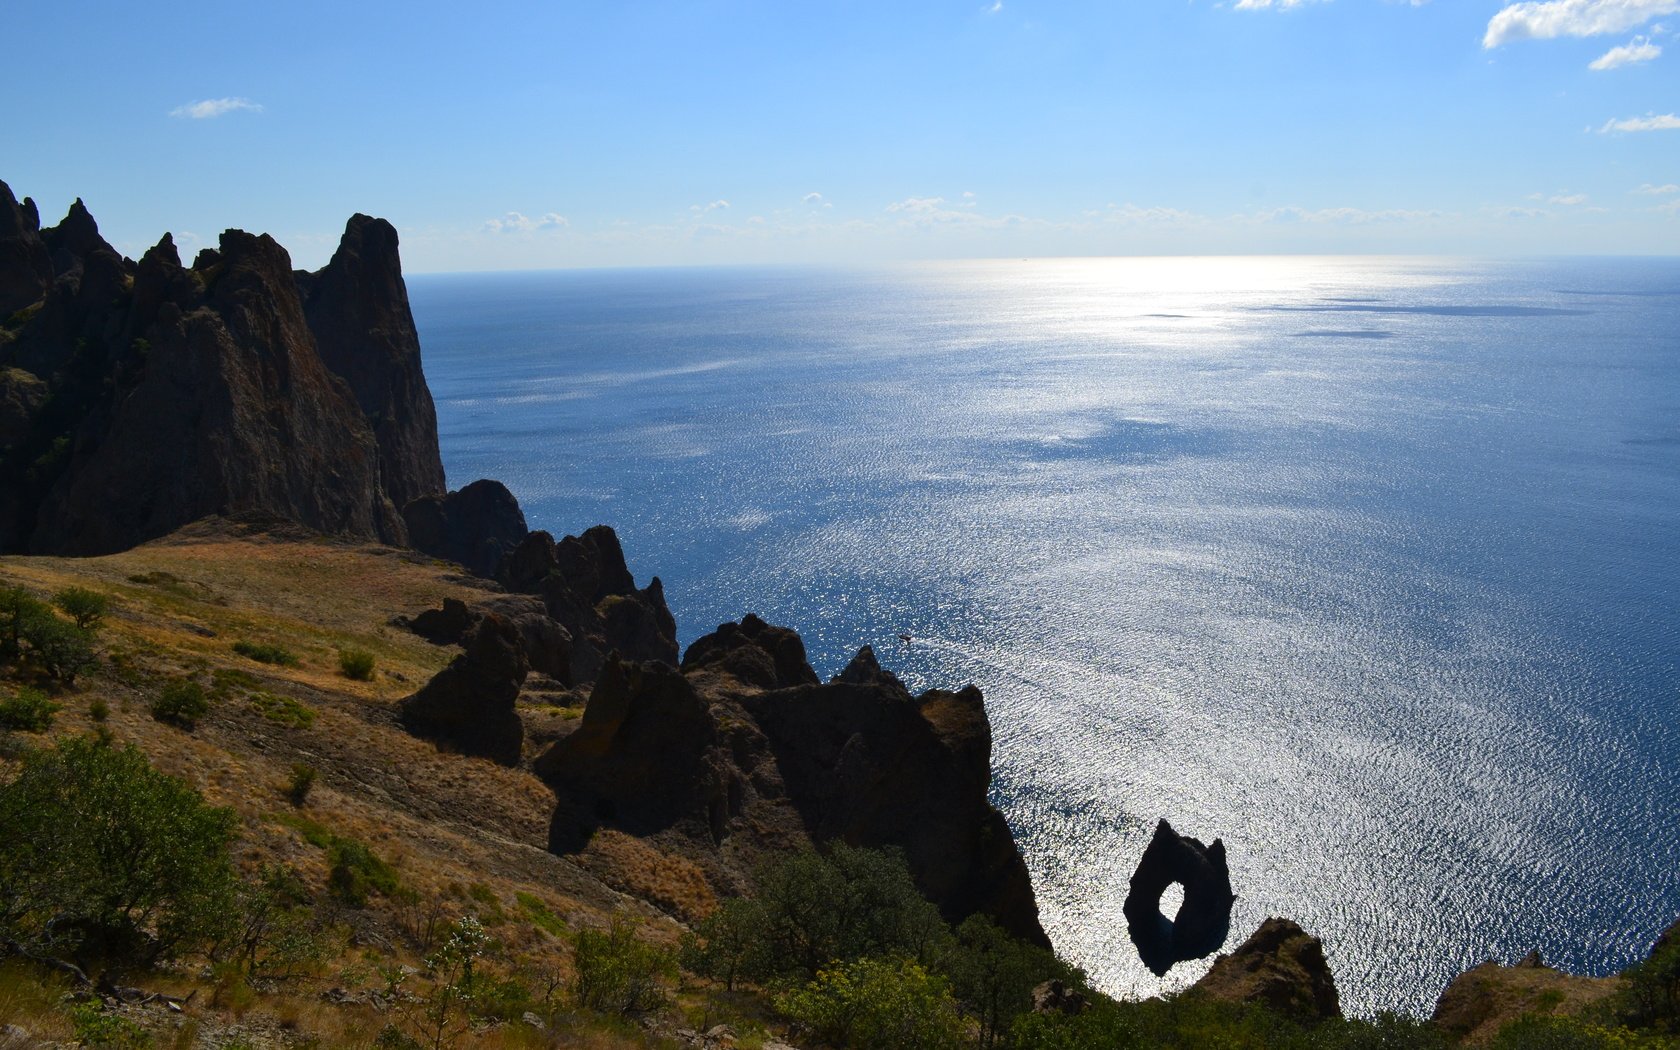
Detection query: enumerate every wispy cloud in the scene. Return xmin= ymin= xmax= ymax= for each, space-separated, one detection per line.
xmin=984 ymin=0 xmax=1003 ymax=12
xmin=1234 ymin=0 xmax=1321 ymax=9
xmin=1590 ymin=35 xmax=1662 ymax=66
xmin=1484 ymin=0 xmax=1680 ymax=48
xmin=1549 ymin=192 xmax=1589 ymax=204
xmin=1636 ymin=182 xmax=1680 ymax=193
xmin=169 ymin=97 xmax=263 ymax=119
xmin=1599 ymin=112 xmax=1680 ymax=131
xmin=802 ymin=192 xmax=824 ymax=204
xmin=483 ymin=211 xmax=568 ymax=233
xmin=691 ymin=200 xmax=731 ymax=214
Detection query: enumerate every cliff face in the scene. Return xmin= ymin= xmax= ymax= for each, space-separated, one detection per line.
xmin=0 ymin=181 xmax=444 ymax=555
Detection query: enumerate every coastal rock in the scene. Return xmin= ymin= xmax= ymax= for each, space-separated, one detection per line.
xmin=743 ymin=650 xmax=1047 ymax=944
xmin=1123 ymin=819 xmax=1235 ymax=975
xmin=1031 ymin=979 xmax=1089 ymax=1016
xmin=399 ymin=594 xmax=573 ymax=684
xmin=1191 ymin=917 xmax=1341 ymax=1024
xmin=1431 ymin=954 xmax=1621 ymax=1045
xmin=401 ymin=597 xmax=478 ymax=645
xmin=399 ymin=613 xmax=529 ymax=765
xmin=298 ymin=213 xmax=446 ymax=510
xmin=403 ymin=478 xmax=529 ymax=578
xmin=0 ymin=181 xmax=442 ymax=555
xmin=680 ymin=612 xmax=819 ymax=690
xmin=536 ymin=655 xmax=735 ymax=850
xmin=0 ymin=366 xmax=47 ymax=448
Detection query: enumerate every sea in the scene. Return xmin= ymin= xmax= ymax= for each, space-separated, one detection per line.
xmin=407 ymin=256 xmax=1680 ymax=1016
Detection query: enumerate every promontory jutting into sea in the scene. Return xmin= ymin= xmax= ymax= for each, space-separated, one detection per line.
xmin=411 ymin=255 xmax=1680 ymax=1014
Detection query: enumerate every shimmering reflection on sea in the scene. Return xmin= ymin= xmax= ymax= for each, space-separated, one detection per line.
xmin=410 ymin=257 xmax=1680 ymax=1015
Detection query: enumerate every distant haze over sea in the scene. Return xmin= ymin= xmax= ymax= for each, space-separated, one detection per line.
xmin=410 ymin=256 xmax=1680 ymax=1015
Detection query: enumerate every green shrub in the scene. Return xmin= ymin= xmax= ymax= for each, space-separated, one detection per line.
xmin=572 ymin=915 xmax=676 ymax=1015
xmin=89 ymin=696 xmax=109 ymax=722
xmin=778 ymin=955 xmax=966 ymax=1050
xmin=69 ymin=999 xmax=152 ymax=1048
xmin=0 ymin=736 xmax=237 ymax=970
xmin=1490 ymin=1015 xmax=1667 ymax=1049
xmin=1622 ymin=932 xmax=1680 ymax=1033
xmin=681 ymin=896 xmax=771 ymax=991
xmin=232 ymin=640 xmax=297 ymax=666
xmin=1 ymin=588 xmax=95 ymax=682
xmin=337 ymin=647 xmax=376 ymax=681
xmin=753 ymin=843 xmax=950 ymax=981
xmin=150 ymin=679 xmax=209 ymax=728
xmin=326 ymin=836 xmax=400 ymax=907
xmin=947 ymin=914 xmax=1079 ymax=1050
xmin=54 ymin=587 xmax=110 ymax=630
xmin=285 ymin=762 xmax=318 ymax=806
xmin=249 ymin=691 xmax=315 ymax=728
xmin=517 ymin=892 xmax=567 ymax=938
xmin=0 ymin=687 xmax=60 ymax=732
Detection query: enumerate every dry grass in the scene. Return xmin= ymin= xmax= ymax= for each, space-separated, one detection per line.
xmin=0 ymin=520 xmax=710 ymax=1050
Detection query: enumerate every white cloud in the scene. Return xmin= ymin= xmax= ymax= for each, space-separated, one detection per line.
xmin=169 ymin=97 xmax=263 ymax=119
xmin=885 ymin=196 xmax=949 ymax=214
xmin=1590 ymin=35 xmax=1662 ymax=66
xmin=1234 ymin=0 xmax=1320 ymax=8
xmin=985 ymin=0 xmax=1003 ymax=12
xmin=483 ymin=211 xmax=568 ymax=233
xmin=1636 ymin=182 xmax=1680 ymax=193
xmin=1549 ymin=193 xmax=1589 ymax=204
xmin=1599 ymin=112 xmax=1680 ymax=131
xmin=802 ymin=192 xmax=823 ymax=204
xmin=1484 ymin=0 xmax=1680 ymax=48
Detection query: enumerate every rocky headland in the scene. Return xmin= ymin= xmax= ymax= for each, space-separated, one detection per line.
xmin=1 ymin=181 xmax=1674 ymax=1050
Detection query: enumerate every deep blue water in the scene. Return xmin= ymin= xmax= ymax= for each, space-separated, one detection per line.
xmin=408 ymin=257 xmax=1680 ymax=1015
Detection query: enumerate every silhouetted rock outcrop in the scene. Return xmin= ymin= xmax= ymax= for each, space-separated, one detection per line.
xmin=536 ymin=618 xmax=1048 ymax=946
xmin=400 ymin=613 xmax=529 ymax=765
xmin=403 ymin=479 xmax=528 ymax=579
xmin=1192 ymin=917 xmax=1341 ymax=1024
xmin=0 ymin=180 xmax=445 ymax=554
xmin=297 ymin=214 xmax=445 ymax=511
xmin=1124 ymin=819 xmax=1236 ymax=975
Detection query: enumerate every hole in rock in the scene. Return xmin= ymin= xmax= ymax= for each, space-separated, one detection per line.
xmin=1160 ymin=881 xmax=1185 ymax=921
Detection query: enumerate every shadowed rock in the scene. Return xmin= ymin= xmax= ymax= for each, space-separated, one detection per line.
xmin=403 ymin=478 xmax=528 ymax=578
xmin=400 ymin=613 xmax=529 ymax=765
xmin=0 ymin=180 xmax=443 ymax=555
xmin=1123 ymin=819 xmax=1235 ymax=975
xmin=680 ymin=612 xmax=819 ymax=690
xmin=1191 ymin=917 xmax=1341 ymax=1024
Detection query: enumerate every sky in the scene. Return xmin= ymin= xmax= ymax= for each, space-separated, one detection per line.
xmin=5 ymin=0 xmax=1678 ymax=270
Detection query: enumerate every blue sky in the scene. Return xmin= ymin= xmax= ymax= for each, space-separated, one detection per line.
xmin=6 ymin=0 xmax=1678 ymax=269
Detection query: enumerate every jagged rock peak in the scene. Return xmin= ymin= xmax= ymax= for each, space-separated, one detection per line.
xmin=681 ymin=613 xmax=820 ymax=690
xmin=1192 ymin=917 xmax=1341 ymax=1024
xmin=403 ymin=479 xmax=529 ymax=579
xmin=399 ymin=613 xmax=529 ymax=766
xmin=0 ymin=179 xmax=52 ymax=314
xmin=142 ymin=232 xmax=181 ymax=268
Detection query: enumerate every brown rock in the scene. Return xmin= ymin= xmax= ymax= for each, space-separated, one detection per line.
xmin=400 ymin=613 xmax=529 ymax=765
xmin=1431 ymin=954 xmax=1622 ymax=1045
xmin=681 ymin=613 xmax=819 ymax=690
xmin=1192 ymin=917 xmax=1341 ymax=1024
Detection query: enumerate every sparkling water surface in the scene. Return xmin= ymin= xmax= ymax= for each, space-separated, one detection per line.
xmin=408 ymin=257 xmax=1680 ymax=1015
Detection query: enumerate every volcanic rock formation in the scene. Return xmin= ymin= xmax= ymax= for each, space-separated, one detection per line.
xmin=399 ymin=613 xmax=530 ymax=765
xmin=1124 ymin=818 xmax=1237 ymax=975
xmin=536 ymin=617 xmax=1049 ymax=945
xmin=1192 ymin=917 xmax=1341 ymax=1024
xmin=0 ymin=180 xmax=445 ymax=554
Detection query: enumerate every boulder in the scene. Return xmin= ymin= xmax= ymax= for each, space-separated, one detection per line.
xmin=403 ymin=478 xmax=529 ymax=578
xmin=1123 ymin=819 xmax=1235 ymax=975
xmin=681 ymin=612 xmax=819 ymax=690
xmin=1191 ymin=917 xmax=1341 ymax=1024
xmin=399 ymin=613 xmax=529 ymax=765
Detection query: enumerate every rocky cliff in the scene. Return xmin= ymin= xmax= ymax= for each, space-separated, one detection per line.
xmin=0 ymin=181 xmax=443 ymax=554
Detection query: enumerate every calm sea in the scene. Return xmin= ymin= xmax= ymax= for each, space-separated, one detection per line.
xmin=408 ymin=257 xmax=1680 ymax=1015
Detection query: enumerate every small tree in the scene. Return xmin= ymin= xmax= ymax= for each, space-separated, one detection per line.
xmin=338 ymin=647 xmax=376 ymax=681
xmin=572 ymin=915 xmax=675 ymax=1015
xmin=680 ymin=896 xmax=769 ymax=990
xmin=151 ymin=679 xmax=209 ymax=729
xmin=0 ymin=736 xmax=238 ymax=971
xmin=54 ymin=587 xmax=110 ymax=631
xmin=0 ymin=687 xmax=60 ymax=732
xmin=778 ymin=955 xmax=966 ymax=1050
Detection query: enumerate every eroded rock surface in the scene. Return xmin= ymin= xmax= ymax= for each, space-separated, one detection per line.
xmin=1124 ymin=818 xmax=1236 ymax=975
xmin=0 ymin=180 xmax=443 ymax=554
xmin=400 ymin=613 xmax=529 ymax=765
xmin=1191 ymin=917 xmax=1341 ymax=1024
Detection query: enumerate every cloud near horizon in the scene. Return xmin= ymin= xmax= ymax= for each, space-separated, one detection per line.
xmin=483 ymin=211 xmax=568 ymax=233
xmin=169 ymin=97 xmax=263 ymax=119
xmin=1598 ymin=112 xmax=1680 ymax=131
xmin=1484 ymin=0 xmax=1680 ymax=48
